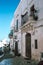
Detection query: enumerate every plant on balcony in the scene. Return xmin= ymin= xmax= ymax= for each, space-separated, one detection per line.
xmin=30 ymin=5 xmax=38 ymax=20
xmin=8 ymin=30 xmax=13 ymax=39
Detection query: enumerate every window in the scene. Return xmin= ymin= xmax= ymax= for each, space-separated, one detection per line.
xmin=35 ymin=39 xmax=38 ymax=49
xmin=16 ymin=20 xmax=18 ymax=30
xmin=41 ymin=52 xmax=43 ymax=58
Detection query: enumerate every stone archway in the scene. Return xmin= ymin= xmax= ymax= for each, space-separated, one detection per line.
xmin=26 ymin=33 xmax=31 ymax=59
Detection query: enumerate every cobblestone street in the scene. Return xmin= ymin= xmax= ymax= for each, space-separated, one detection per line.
xmin=0 ymin=57 xmax=38 ymax=65
xmin=0 ymin=52 xmax=38 ymax=65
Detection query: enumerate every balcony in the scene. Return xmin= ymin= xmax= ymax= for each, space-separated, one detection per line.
xmin=21 ymin=12 xmax=29 ymax=26
xmin=8 ymin=30 xmax=13 ymax=39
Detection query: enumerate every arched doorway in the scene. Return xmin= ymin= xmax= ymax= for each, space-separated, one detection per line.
xmin=26 ymin=33 xmax=31 ymax=59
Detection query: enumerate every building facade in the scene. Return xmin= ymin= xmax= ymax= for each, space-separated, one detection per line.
xmin=10 ymin=1 xmax=22 ymax=55
xmin=10 ymin=0 xmax=43 ymax=61
xmin=21 ymin=0 xmax=43 ymax=61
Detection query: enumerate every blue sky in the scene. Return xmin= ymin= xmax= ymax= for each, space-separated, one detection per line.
xmin=0 ymin=0 xmax=20 ymax=40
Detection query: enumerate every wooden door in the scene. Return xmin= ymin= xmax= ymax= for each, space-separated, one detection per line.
xmin=26 ymin=33 xmax=31 ymax=59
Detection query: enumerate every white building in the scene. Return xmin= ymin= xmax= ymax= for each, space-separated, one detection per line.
xmin=10 ymin=0 xmax=43 ymax=61
xmin=10 ymin=1 xmax=22 ymax=55
xmin=21 ymin=0 xmax=43 ymax=61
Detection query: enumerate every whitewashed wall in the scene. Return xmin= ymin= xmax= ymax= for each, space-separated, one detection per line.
xmin=21 ymin=33 xmax=26 ymax=57
xmin=10 ymin=0 xmax=43 ymax=60
xmin=13 ymin=1 xmax=22 ymax=54
xmin=10 ymin=38 xmax=13 ymax=50
xmin=17 ymin=30 xmax=21 ymax=53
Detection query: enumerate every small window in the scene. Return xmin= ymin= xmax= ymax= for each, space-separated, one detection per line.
xmin=16 ymin=20 xmax=18 ymax=30
xmin=41 ymin=52 xmax=43 ymax=58
xmin=15 ymin=19 xmax=18 ymax=31
xmin=35 ymin=39 xmax=38 ymax=49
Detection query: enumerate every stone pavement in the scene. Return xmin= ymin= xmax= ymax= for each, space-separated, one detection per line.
xmin=0 ymin=56 xmax=38 ymax=65
xmin=0 ymin=51 xmax=38 ymax=65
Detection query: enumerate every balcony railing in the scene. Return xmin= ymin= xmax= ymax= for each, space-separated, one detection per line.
xmin=21 ymin=11 xmax=38 ymax=27
xmin=21 ymin=12 xmax=29 ymax=26
xmin=30 ymin=11 xmax=38 ymax=21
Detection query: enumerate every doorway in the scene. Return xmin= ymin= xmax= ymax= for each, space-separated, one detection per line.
xmin=26 ymin=33 xmax=31 ymax=59
xmin=15 ymin=41 xmax=18 ymax=56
